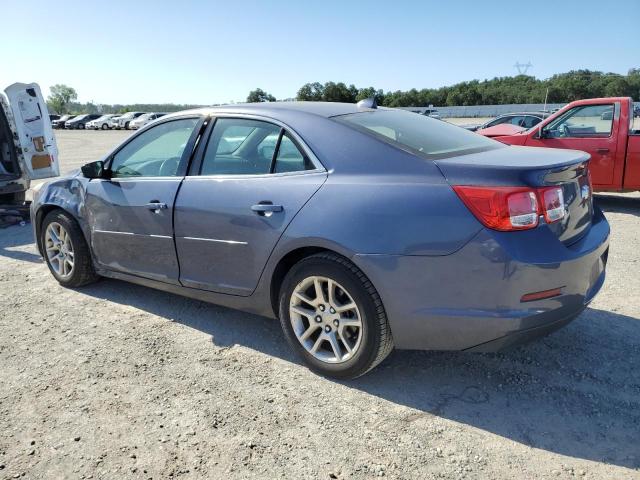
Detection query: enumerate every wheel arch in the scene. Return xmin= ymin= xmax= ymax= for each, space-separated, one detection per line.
xmin=269 ymin=246 xmax=332 ymax=316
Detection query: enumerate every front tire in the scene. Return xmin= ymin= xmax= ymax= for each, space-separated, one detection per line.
xmin=41 ymin=210 xmax=99 ymax=288
xmin=279 ymin=252 xmax=393 ymax=379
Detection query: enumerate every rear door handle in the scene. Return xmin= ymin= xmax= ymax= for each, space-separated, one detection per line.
xmin=146 ymin=201 xmax=167 ymax=211
xmin=596 ymin=148 xmax=610 ymax=154
xmin=251 ymin=202 xmax=283 ymax=215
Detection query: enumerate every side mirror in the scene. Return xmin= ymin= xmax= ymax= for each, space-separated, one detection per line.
xmin=81 ymin=160 xmax=105 ymax=179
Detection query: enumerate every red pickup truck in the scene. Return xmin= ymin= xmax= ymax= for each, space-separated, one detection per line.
xmin=485 ymin=97 xmax=640 ymax=191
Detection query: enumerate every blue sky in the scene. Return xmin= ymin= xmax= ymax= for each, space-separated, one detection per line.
xmin=2 ymin=0 xmax=638 ymax=105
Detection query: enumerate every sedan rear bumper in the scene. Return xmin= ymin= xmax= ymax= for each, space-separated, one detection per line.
xmin=354 ymin=207 xmax=610 ymax=351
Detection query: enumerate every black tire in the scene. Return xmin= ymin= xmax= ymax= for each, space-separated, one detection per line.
xmin=79 ymin=123 xmax=85 ymax=130
xmin=124 ymin=121 xmax=130 ymax=130
xmin=101 ymin=124 xmax=108 ymax=130
xmin=41 ymin=209 xmax=99 ymax=288
xmin=278 ymin=252 xmax=393 ymax=379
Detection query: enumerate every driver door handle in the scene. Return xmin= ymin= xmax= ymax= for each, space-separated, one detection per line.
xmin=596 ymin=148 xmax=610 ymax=154
xmin=146 ymin=201 xmax=167 ymax=211
xmin=251 ymin=202 xmax=283 ymax=215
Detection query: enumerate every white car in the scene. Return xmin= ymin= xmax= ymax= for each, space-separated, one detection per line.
xmin=87 ymin=114 xmax=117 ymax=130
xmin=129 ymin=112 xmax=167 ymax=130
xmin=108 ymin=116 xmax=122 ymax=129
xmin=0 ymin=82 xmax=59 ymax=203
xmin=113 ymin=112 xmax=145 ymax=130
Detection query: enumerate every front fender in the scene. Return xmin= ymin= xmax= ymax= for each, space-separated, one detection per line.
xmin=31 ymin=174 xmax=90 ymax=256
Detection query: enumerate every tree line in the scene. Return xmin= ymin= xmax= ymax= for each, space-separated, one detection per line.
xmin=46 ymin=84 xmax=204 ymax=115
xmin=248 ymin=69 xmax=640 ymax=106
xmin=47 ymin=69 xmax=640 ymax=114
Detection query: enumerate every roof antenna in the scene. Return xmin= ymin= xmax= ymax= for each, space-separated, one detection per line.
xmin=357 ymin=97 xmax=377 ymax=109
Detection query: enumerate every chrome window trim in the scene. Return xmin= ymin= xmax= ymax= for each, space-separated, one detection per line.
xmin=184 ymin=170 xmax=327 ymax=181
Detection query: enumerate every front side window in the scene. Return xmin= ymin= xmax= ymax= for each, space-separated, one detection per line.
xmin=336 ymin=109 xmax=501 ymax=157
xmin=544 ymin=104 xmax=614 ymax=138
xmin=200 ymin=118 xmax=314 ymax=175
xmin=110 ymin=118 xmax=199 ymax=177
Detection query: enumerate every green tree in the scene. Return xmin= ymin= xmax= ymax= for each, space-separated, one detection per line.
xmin=322 ymin=82 xmax=357 ymax=102
xmin=246 ymin=88 xmax=276 ymax=103
xmin=356 ymin=87 xmax=385 ymax=104
xmin=47 ymin=84 xmax=78 ymax=114
xmin=297 ymin=82 xmax=324 ymax=101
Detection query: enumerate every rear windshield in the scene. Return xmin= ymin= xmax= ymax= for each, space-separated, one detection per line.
xmin=334 ymin=109 xmax=502 ymax=157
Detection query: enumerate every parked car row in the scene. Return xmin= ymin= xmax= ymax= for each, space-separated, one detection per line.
xmin=49 ymin=112 xmax=167 ymax=130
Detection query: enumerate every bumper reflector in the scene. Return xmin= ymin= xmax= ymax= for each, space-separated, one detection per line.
xmin=521 ymin=287 xmax=563 ymax=303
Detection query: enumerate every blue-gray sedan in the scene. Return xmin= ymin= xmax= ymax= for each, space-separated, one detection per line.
xmin=31 ymin=101 xmax=610 ymax=378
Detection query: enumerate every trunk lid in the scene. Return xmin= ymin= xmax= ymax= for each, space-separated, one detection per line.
xmin=435 ymin=145 xmax=593 ymax=245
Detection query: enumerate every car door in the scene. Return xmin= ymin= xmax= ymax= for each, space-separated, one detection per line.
xmin=85 ymin=115 xmax=204 ymax=284
xmin=4 ymin=82 xmax=59 ymax=179
xmin=527 ymin=102 xmax=618 ymax=186
xmin=174 ymin=116 xmax=327 ymax=296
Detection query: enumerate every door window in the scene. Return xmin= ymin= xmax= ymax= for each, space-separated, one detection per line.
xmin=110 ymin=118 xmax=199 ymax=177
xmin=200 ymin=118 xmax=314 ymax=175
xmin=544 ymin=104 xmax=614 ymax=138
xmin=273 ymin=133 xmax=314 ymax=173
xmin=521 ymin=115 xmax=542 ymax=129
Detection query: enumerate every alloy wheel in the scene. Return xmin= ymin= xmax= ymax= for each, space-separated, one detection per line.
xmin=289 ymin=275 xmax=363 ymax=363
xmin=44 ymin=222 xmax=75 ymax=278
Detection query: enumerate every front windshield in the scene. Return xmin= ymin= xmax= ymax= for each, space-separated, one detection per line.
xmin=335 ymin=109 xmax=502 ymax=157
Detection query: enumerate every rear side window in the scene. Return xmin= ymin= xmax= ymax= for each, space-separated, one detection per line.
xmin=335 ymin=110 xmax=501 ymax=157
xmin=200 ymin=118 xmax=315 ymax=175
xmin=201 ymin=119 xmax=280 ymax=175
xmin=274 ymin=134 xmax=314 ymax=173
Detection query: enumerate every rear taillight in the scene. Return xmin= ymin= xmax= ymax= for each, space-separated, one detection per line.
xmin=540 ymin=187 xmax=565 ymax=224
xmin=453 ymin=185 xmax=566 ymax=232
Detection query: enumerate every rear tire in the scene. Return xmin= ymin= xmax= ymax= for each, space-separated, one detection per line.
xmin=101 ymin=124 xmax=108 ymax=130
xmin=278 ymin=252 xmax=393 ymax=379
xmin=124 ymin=121 xmax=130 ymax=130
xmin=41 ymin=210 xmax=99 ymax=288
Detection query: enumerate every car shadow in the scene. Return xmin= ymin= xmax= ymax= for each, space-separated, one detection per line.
xmin=78 ymin=278 xmax=640 ymax=470
xmin=0 ymin=222 xmax=43 ymax=263
xmin=595 ymin=193 xmax=640 ymax=217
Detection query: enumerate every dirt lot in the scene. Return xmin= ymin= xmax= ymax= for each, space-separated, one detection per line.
xmin=1 ymin=130 xmax=639 ymax=479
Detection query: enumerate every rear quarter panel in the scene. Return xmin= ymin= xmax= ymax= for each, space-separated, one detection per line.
xmin=274 ymin=172 xmax=482 ymax=257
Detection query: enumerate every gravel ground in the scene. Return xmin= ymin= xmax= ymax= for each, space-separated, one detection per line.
xmin=1 ymin=130 xmax=639 ymax=479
